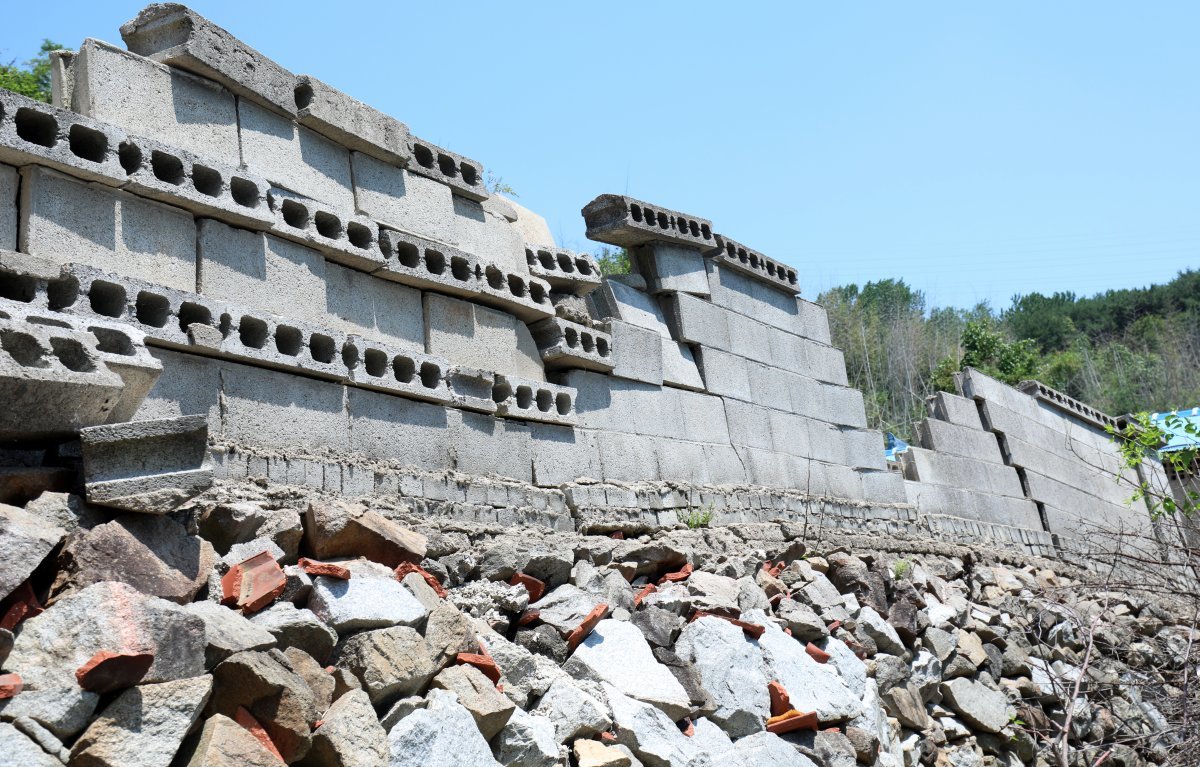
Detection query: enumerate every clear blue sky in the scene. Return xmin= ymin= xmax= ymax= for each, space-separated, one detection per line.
xmin=3 ymin=2 xmax=1197 ymax=311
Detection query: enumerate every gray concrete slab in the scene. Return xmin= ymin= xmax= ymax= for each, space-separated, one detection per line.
xmin=525 ymin=245 xmax=602 ymax=296
xmin=1005 ymin=435 xmax=1133 ymax=507
xmin=351 ymin=152 xmax=457 ymax=245
xmin=221 ymin=358 xmax=350 ymax=452
xmin=927 ymin=391 xmax=983 ymax=430
xmin=903 ymin=480 xmax=1043 ymax=530
xmin=0 ymin=89 xmax=128 ymax=186
xmin=450 ymin=195 xmax=528 ymax=275
xmin=915 ymin=418 xmax=1004 ymax=463
xmin=423 ymin=293 xmax=544 ymax=380
xmin=121 ymin=4 xmax=300 ymax=116
xmin=346 ymin=387 xmax=453 ymax=470
xmin=325 ymin=262 xmax=425 ymax=352
xmin=582 ymin=194 xmax=716 ymax=251
xmin=531 ymin=423 xmax=601 ymax=487
xmin=21 ymin=166 xmax=197 ymax=291
xmin=79 ymin=415 xmax=211 ymax=513
xmin=407 ymin=137 xmax=488 ymax=202
xmin=603 ymin=319 xmax=663 ymax=385
xmin=633 ymin=243 xmax=711 ymax=296
xmin=238 ymin=100 xmax=354 ymax=210
xmin=661 ymin=340 xmax=705 ymax=392
xmin=131 ymin=348 xmax=222 ymax=429
xmin=72 ymin=38 xmax=241 ymax=167
xmin=901 ymin=446 xmax=1025 ymax=498
xmin=710 ymin=233 xmax=798 ymax=294
xmin=294 ymin=75 xmax=410 ymax=166
xmin=448 ymin=407 xmax=531 ymax=481
xmin=705 ymin=260 xmax=802 ymax=333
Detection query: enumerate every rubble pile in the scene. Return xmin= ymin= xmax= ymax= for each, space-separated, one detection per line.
xmin=0 ymin=481 xmax=1190 ymax=766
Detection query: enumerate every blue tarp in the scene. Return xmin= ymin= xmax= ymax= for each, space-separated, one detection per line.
xmin=1151 ymin=408 xmax=1200 ymax=453
xmin=884 ymin=432 xmax=910 ymax=462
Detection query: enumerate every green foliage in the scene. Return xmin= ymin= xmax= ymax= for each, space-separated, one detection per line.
xmin=484 ymin=172 xmax=517 ymax=197
xmin=677 ymin=504 xmax=715 ymax=529
xmin=959 ymin=319 xmax=1041 ymax=385
xmin=1109 ymin=412 xmax=1199 ymax=519
xmin=0 ymin=40 xmax=63 ymax=103
xmin=595 ymin=246 xmax=631 ymax=276
xmin=891 ymin=558 xmax=912 ymax=580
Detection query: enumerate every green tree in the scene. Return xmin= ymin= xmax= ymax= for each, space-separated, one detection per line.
xmin=595 ymin=246 xmax=631 ymax=276
xmin=0 ymin=40 xmax=64 ymax=103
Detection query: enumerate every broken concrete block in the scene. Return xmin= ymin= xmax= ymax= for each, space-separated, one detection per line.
xmin=20 ymin=165 xmax=197 ymax=291
xmin=675 ymin=615 xmax=770 ymax=738
xmin=529 ymin=316 xmax=614 ymax=373
xmin=121 ymin=3 xmax=300 ymax=117
xmin=304 ymin=501 xmax=426 ymax=567
xmin=431 ymin=663 xmax=516 ymax=738
xmin=748 ymin=610 xmax=862 ymax=724
xmin=121 ymin=132 xmax=273 ymax=229
xmin=197 ymin=501 xmax=303 ymax=559
xmin=524 ymin=244 xmax=603 ymax=296
xmin=294 ymin=74 xmax=410 ymax=166
xmin=70 ymin=675 xmax=212 ymax=767
xmin=0 ymin=88 xmax=128 ymax=186
xmin=181 ymin=713 xmax=283 ymax=767
xmin=79 ymin=415 xmax=213 ymax=514
xmin=74 ymin=650 xmax=155 ymax=694
xmin=408 ymin=136 xmax=488 ymax=202
xmin=583 ymin=194 xmax=716 ymax=251
xmin=208 ymin=650 xmax=318 ymax=763
xmin=53 ymin=513 xmax=213 ymax=604
xmin=494 ymin=708 xmax=561 ymax=767
xmin=0 ymin=503 xmax=65 ymax=601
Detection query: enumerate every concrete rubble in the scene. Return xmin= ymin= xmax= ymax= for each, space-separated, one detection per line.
xmin=0 ymin=4 xmax=1192 ymax=767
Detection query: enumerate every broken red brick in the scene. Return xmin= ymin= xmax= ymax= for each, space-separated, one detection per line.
xmin=75 ymin=650 xmax=154 ymax=693
xmin=608 ymin=532 xmax=625 ymax=540
xmin=0 ymin=673 xmax=22 ymax=699
xmin=679 ymin=717 xmax=695 ymax=737
xmin=516 ymin=608 xmax=541 ymax=627
xmin=767 ymin=680 xmax=791 ymax=717
xmin=508 ymin=572 xmax=546 ymax=603
xmin=313 ymin=719 xmax=325 ymax=730
xmin=565 ymin=602 xmax=609 ymax=652
xmin=297 ymin=558 xmax=351 ymax=580
xmin=761 ymin=560 xmax=785 ymax=578
xmin=784 ymin=627 xmax=793 ymax=637
xmin=220 ymin=551 xmax=286 ymax=614
xmin=689 ymin=611 xmax=765 ymax=640
xmin=766 ymin=709 xmax=819 ymax=735
xmin=235 ymin=706 xmax=285 ymax=762
xmin=600 ymin=731 xmax=618 ymax=743
xmin=633 ymin=583 xmax=657 ymax=607
xmin=805 ymin=642 xmax=831 ymax=664
xmin=0 ymin=581 xmax=43 ymax=631
xmin=456 ymin=651 xmax=502 ymax=686
xmin=827 ymin=620 xmax=842 ymax=633
xmin=393 ymin=562 xmax=448 ymax=599
xmin=656 ymin=562 xmax=693 ymax=585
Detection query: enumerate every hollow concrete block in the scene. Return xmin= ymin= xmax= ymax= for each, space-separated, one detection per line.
xmin=71 ymin=38 xmax=241 ymax=167
xmin=633 ymin=242 xmax=711 ymax=296
xmin=131 ymin=348 xmax=223 ymax=429
xmin=266 ymin=187 xmax=385 ymax=272
xmin=0 ymin=89 xmax=128 ymax=186
xmin=0 ymin=164 xmax=15 ymax=251
xmin=238 ymin=100 xmax=354 ymax=210
xmin=423 ymin=293 xmax=544 ymax=380
xmin=351 ymin=152 xmax=457 ymax=245
xmin=604 ymin=320 xmax=662 ymax=385
xmin=582 ymin=194 xmax=716 ymax=251
xmin=524 ymin=244 xmax=601 ymax=297
xmin=20 ymin=166 xmax=197 ymax=292
xmin=450 ymin=196 xmax=527 ymax=275
xmin=407 ymin=136 xmax=488 ymax=202
xmin=293 ymin=75 xmax=410 ymax=166
xmin=79 ymin=415 xmax=212 ymax=514
xmin=529 ymin=317 xmax=614 ymax=373
xmin=704 ymin=260 xmax=803 ymax=335
xmin=661 ymin=340 xmax=704 ymax=392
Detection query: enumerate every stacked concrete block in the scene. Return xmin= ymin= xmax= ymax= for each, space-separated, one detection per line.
xmin=491 ymin=374 xmax=577 ymax=426
xmin=408 ymin=137 xmax=488 ymax=202
xmin=69 ymin=38 xmax=241 ymax=166
xmin=0 ymin=89 xmax=129 ymax=186
xmin=603 ymin=319 xmax=662 ymax=385
xmin=293 ymin=75 xmax=411 ymax=166
xmin=351 ymin=152 xmax=457 ymax=245
xmin=589 ymin=279 xmax=704 ymax=390
xmin=710 ymin=233 xmax=799 ymax=294
xmin=582 ymin=194 xmax=716 ymax=250
xmin=633 ymin=242 xmax=712 ymax=296
xmin=529 ymin=317 xmax=614 ymax=373
xmin=507 ymin=196 xmax=556 ymax=247
xmin=238 ymin=99 xmax=355 ymax=210
xmin=524 ymin=244 xmax=602 ymax=296
xmin=423 ymin=293 xmax=544 ymax=380
xmin=915 ymin=418 xmax=1005 ymax=464
xmin=0 ymin=163 xmax=15 ymax=250
xmin=927 ymin=390 xmax=984 ymax=430
xmin=267 ymin=188 xmax=386 ymax=272
xmin=450 ymin=195 xmax=529 ymax=275
xmin=325 ymin=262 xmax=425 ymax=351
xmin=21 ymin=166 xmax=197 ymax=291
xmin=79 ymin=414 xmax=212 ymax=513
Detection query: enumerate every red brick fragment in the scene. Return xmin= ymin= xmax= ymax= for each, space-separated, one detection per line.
xmin=767 ymin=680 xmax=791 ymax=717
xmin=517 ymin=608 xmax=541 ymax=627
xmin=236 ymin=706 xmax=286 ymax=762
xmin=75 ymin=650 xmax=154 ymax=693
xmin=297 ymin=558 xmax=351 ymax=580
xmin=827 ymin=620 xmax=842 ymax=633
xmin=806 ymin=642 xmax=831 ymax=664
xmin=0 ymin=673 xmax=22 ymax=699
xmin=600 ymin=731 xmax=617 ymax=743
xmin=609 ymin=532 xmax=625 ymax=540
xmin=679 ymin=717 xmax=695 ymax=737
xmin=509 ymin=572 xmax=546 ymax=603
xmin=221 ymin=551 xmax=286 ymax=614
xmin=456 ymin=650 xmax=503 ymax=686
xmin=565 ymin=602 xmax=609 ymax=652
xmin=633 ymin=583 xmax=657 ymax=607
xmin=656 ymin=562 xmax=693 ymax=585
xmin=689 ymin=610 xmax=765 ymax=639
xmin=761 ymin=560 xmax=786 ymax=578
xmin=784 ymin=627 xmax=793 ymax=637
xmin=766 ymin=709 xmax=819 ymax=735
xmin=0 ymin=581 xmax=44 ymax=631
xmin=313 ymin=719 xmax=325 ymax=729
xmin=393 ymin=562 xmax=448 ymax=599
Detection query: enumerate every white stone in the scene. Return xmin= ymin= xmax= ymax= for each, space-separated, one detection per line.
xmin=531 ymin=677 xmax=611 ymax=743
xmin=747 ymin=610 xmax=862 ymax=723
xmin=734 ymin=731 xmax=818 ymax=767
xmin=491 ymin=708 xmax=560 ymax=767
xmin=606 ymin=685 xmax=696 ymax=767
xmin=386 ymin=689 xmax=500 ymax=767
xmin=309 ymin=561 xmax=427 ymax=633
xmin=565 ymin=619 xmax=692 ymax=720
xmin=674 ymin=616 xmax=768 ymax=738
xmin=856 ymin=606 xmax=905 ymax=656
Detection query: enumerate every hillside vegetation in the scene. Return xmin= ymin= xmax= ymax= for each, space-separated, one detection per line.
xmin=819 ymin=270 xmax=1200 ymax=441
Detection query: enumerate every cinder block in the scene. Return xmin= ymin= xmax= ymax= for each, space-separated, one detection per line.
xmin=322 ymin=262 xmax=422 ymax=351
xmin=654 ymin=437 xmax=712 ymax=484
xmin=563 ymin=370 xmax=686 ymax=440
xmin=710 ymin=233 xmax=799 ymax=294
xmin=293 ymin=75 xmax=410 ymax=166
xmin=705 ymin=260 xmax=803 ymax=334
xmin=531 ymin=423 xmax=600 ymax=487
xmin=79 ymin=415 xmax=212 ymax=514
xmin=351 ymin=151 xmax=456 ymax=244
xmin=121 ymin=4 xmax=300 ymax=116
xmin=905 ymin=480 xmax=1043 ymax=531
xmin=859 ymin=469 xmax=907 ymax=504
xmin=675 ymin=388 xmax=731 ymax=445
xmin=604 ymin=319 xmax=663 ymax=385
xmin=132 ymin=348 xmax=222 ymax=428
xmin=1005 ymin=435 xmax=1132 ymax=507
xmin=122 ymin=132 xmax=273 ymax=229
xmin=529 ymin=317 xmax=614 ymax=373
xmin=423 ymin=292 xmax=544 ymax=380
xmin=662 ymin=292 xmax=730 ymax=350
xmin=492 ymin=374 xmax=577 ymax=426
xmin=267 ymin=188 xmax=385 ymax=272
xmin=661 ymin=340 xmax=704 ymax=392
xmin=407 ymin=137 xmax=488 ymax=202
xmin=582 ymin=194 xmax=716 ymax=250
xmin=221 ymin=358 xmax=350 ymax=452
xmin=346 ymin=387 xmax=452 ymax=470
xmin=841 ymin=427 xmax=887 ymax=470
xmin=450 ymin=195 xmax=527 ymax=274
xmin=218 ymin=311 xmax=348 ymax=383
xmin=506 ymin=196 xmax=555 ymax=248
xmin=379 ymin=228 xmax=554 ymax=322
xmin=447 ymin=408 xmax=531 ymax=481
xmin=927 ymin=391 xmax=983 ymax=430
xmin=72 ymin=38 xmax=240 ymax=166
xmin=693 ymin=346 xmax=750 ymax=400
xmin=0 ymin=163 xmax=15 ymax=250
xmin=915 ymin=418 xmax=1004 ymax=463
xmin=198 ymin=220 xmax=326 ymax=323
xmin=0 ymin=89 xmax=128 ymax=186
xmin=21 ymin=166 xmax=197 ymax=291
xmin=524 ymin=244 xmax=602 ymax=296
xmin=901 ymin=446 xmax=1025 ymax=498
xmin=702 ymin=443 xmax=750 ymax=485
xmin=724 ymin=398 xmax=774 ymax=451
xmin=590 ymin=279 xmax=671 ymax=337
xmin=633 ymin=242 xmax=711 ymax=296
xmin=445 ymin=366 xmax=498 ymax=414
xmin=733 ymin=445 xmax=794 ymax=488
xmin=70 ymin=316 xmax=163 ymax=424
xmin=595 ymin=430 xmax=660 ymax=482
xmin=238 ymin=100 xmax=354 ymax=210
xmin=795 ymin=298 xmax=832 ymax=345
